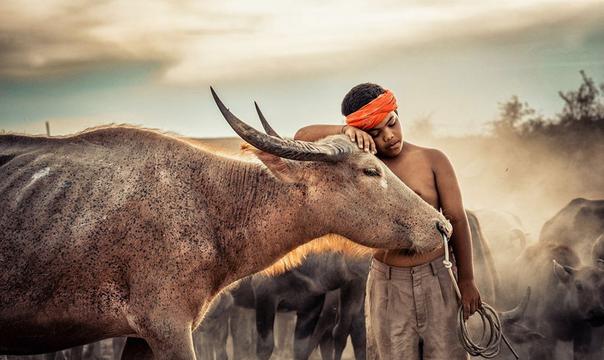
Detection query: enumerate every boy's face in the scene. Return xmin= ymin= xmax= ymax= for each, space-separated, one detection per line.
xmin=366 ymin=110 xmax=403 ymax=158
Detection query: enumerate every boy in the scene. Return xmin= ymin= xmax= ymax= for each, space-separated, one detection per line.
xmin=294 ymin=83 xmax=481 ymax=359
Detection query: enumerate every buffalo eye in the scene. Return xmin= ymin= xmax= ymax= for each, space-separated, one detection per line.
xmin=363 ymin=168 xmax=381 ymax=177
xmin=575 ymin=282 xmax=585 ymax=292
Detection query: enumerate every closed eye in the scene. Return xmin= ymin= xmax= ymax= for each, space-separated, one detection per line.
xmin=363 ymin=168 xmax=381 ymax=177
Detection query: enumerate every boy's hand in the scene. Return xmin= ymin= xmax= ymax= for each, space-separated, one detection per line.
xmin=459 ymin=278 xmax=481 ymax=321
xmin=342 ymin=125 xmax=376 ymax=154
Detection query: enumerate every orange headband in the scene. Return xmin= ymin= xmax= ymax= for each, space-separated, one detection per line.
xmin=345 ymin=89 xmax=398 ymax=130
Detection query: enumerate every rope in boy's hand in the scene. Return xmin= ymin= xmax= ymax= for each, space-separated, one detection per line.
xmin=440 ymin=231 xmax=520 ymax=359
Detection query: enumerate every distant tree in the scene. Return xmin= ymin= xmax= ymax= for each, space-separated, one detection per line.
xmin=556 ymin=70 xmax=604 ymax=130
xmin=490 ymin=95 xmax=536 ymax=138
xmin=492 ymin=71 xmax=604 ymax=140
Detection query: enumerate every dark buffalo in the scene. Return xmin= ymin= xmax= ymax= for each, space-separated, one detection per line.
xmin=513 ymin=242 xmax=604 ymax=359
xmin=233 ymin=252 xmax=369 ymax=360
xmin=540 ymin=198 xmax=604 ymax=261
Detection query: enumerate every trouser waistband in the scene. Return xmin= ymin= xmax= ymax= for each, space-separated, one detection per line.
xmin=370 ymin=253 xmax=455 ymax=280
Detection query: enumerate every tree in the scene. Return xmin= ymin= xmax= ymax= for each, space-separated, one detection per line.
xmin=491 ymin=71 xmax=604 ymax=139
xmin=557 ymin=70 xmax=604 ymax=130
xmin=490 ymin=95 xmax=535 ymax=138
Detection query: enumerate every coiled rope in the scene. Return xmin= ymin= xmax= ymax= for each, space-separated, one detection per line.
xmin=440 ymin=231 xmax=519 ymax=359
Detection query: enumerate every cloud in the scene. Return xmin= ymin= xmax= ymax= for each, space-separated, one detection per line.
xmin=0 ymin=0 xmax=602 ymax=83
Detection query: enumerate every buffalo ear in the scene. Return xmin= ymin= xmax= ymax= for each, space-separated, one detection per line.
xmin=553 ymin=260 xmax=575 ymax=282
xmin=241 ymin=143 xmax=301 ymax=183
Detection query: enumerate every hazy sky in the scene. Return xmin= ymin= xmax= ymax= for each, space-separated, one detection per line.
xmin=1 ymin=0 xmax=603 ymax=138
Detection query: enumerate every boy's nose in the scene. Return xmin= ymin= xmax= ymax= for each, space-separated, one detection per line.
xmin=383 ymin=130 xmax=394 ymax=142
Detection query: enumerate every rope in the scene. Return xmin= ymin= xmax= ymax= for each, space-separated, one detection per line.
xmin=440 ymin=231 xmax=519 ymax=359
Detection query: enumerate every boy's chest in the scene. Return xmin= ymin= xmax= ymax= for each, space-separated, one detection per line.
xmin=383 ymin=157 xmax=440 ymax=209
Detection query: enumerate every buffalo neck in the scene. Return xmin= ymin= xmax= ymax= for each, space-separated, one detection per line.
xmin=189 ymin=153 xmax=324 ymax=282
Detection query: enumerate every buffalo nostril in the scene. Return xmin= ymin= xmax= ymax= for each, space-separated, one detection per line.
xmin=436 ymin=220 xmax=453 ymax=238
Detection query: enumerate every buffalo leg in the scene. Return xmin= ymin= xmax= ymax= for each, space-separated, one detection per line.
xmin=318 ymin=331 xmax=334 ymax=360
xmin=348 ymin=311 xmax=366 ymax=360
xmin=312 ymin=291 xmax=340 ymax=360
xmin=333 ymin=282 xmax=364 ymax=360
xmin=230 ymin=307 xmax=255 ymax=360
xmin=255 ymin=296 xmax=277 ymax=360
xmin=192 ymin=329 xmax=212 ymax=360
xmin=214 ymin=319 xmax=229 ymax=360
xmin=293 ymin=296 xmax=325 ymax=360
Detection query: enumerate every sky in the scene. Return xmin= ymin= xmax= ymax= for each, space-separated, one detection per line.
xmin=1 ymin=0 xmax=603 ymax=138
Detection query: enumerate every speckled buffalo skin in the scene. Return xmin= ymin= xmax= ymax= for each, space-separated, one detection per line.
xmin=0 ymin=125 xmax=448 ymax=359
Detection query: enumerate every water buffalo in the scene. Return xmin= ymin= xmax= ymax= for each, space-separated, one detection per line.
xmin=540 ymin=198 xmax=604 ymax=262
xmin=225 ymin=252 xmax=368 ymax=360
xmin=0 ymin=89 xmax=451 ymax=359
xmin=512 ymin=242 xmax=604 ymax=359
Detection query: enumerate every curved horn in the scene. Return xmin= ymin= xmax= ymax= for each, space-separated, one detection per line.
xmin=254 ymin=101 xmax=281 ymax=138
xmin=501 ymin=287 xmax=531 ymax=322
xmin=210 ymin=87 xmax=350 ymax=162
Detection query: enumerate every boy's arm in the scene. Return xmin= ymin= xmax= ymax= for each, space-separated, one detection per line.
xmin=431 ymin=149 xmax=482 ymax=320
xmin=294 ymin=125 xmax=345 ymax=142
xmin=294 ymin=125 xmax=376 ymax=153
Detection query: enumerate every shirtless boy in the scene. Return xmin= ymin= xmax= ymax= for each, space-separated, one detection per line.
xmin=294 ymin=83 xmax=481 ymax=359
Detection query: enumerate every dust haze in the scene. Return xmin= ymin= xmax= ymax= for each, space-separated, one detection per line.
xmin=407 ymin=71 xmax=604 ymax=239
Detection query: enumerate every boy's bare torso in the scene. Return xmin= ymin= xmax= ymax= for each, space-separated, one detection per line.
xmin=375 ymin=141 xmax=446 ymax=267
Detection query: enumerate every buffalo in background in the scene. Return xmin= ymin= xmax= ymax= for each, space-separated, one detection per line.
xmin=490 ymin=198 xmax=604 ymax=359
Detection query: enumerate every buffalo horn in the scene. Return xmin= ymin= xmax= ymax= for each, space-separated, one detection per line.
xmin=254 ymin=101 xmax=281 ymax=138
xmin=501 ymin=287 xmax=531 ymax=322
xmin=210 ymin=87 xmax=350 ymax=162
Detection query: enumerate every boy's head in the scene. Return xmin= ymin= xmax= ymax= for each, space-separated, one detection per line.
xmin=341 ymin=83 xmax=403 ymax=158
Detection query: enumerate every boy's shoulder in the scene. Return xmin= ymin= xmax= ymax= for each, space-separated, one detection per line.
xmin=399 ymin=142 xmax=450 ymax=169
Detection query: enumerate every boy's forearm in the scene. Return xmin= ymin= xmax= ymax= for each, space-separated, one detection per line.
xmin=294 ymin=125 xmax=344 ymax=141
xmin=450 ymin=218 xmax=475 ymax=282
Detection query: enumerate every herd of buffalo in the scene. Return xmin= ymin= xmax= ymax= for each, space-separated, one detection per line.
xmin=0 ymin=98 xmax=602 ymax=359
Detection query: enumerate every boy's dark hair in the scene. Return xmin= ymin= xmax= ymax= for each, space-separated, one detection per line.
xmin=341 ymin=83 xmax=386 ymax=116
